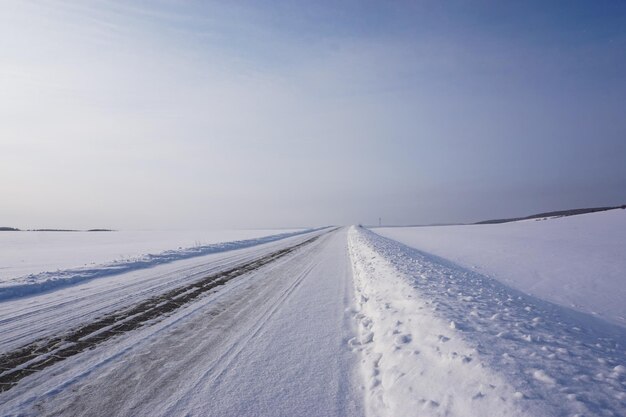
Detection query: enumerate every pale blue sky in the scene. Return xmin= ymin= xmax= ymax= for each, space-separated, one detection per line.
xmin=1 ymin=1 xmax=625 ymax=228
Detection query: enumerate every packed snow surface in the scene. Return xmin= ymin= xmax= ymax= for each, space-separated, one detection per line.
xmin=0 ymin=228 xmax=362 ymax=416
xmin=374 ymin=209 xmax=626 ymax=326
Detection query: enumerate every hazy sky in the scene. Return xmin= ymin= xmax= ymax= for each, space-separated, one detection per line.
xmin=2 ymin=0 xmax=625 ymax=229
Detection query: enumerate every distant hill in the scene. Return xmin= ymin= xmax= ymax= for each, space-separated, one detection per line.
xmin=30 ymin=229 xmax=115 ymax=232
xmin=475 ymin=205 xmax=626 ymax=225
xmin=31 ymin=229 xmax=80 ymax=232
xmin=0 ymin=227 xmax=114 ymax=232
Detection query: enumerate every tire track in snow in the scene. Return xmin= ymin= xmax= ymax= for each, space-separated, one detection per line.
xmin=0 ymin=231 xmax=332 ymax=392
xmin=162 ymin=259 xmax=318 ymax=414
xmin=4 ymin=227 xmax=360 ymax=417
xmin=0 ymin=248 xmax=278 ymax=353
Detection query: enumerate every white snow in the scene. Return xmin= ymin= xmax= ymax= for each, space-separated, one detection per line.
xmin=347 ymin=226 xmax=531 ymax=417
xmin=0 ymin=228 xmax=313 ymax=300
xmin=0 ymin=228 xmax=303 ymax=282
xmin=350 ymin=225 xmax=626 ymax=417
xmin=374 ymin=209 xmax=626 ymax=326
xmin=0 ymin=228 xmax=362 ymax=417
xmin=0 ymin=229 xmax=326 ymax=353
xmin=2 ymin=222 xmax=625 ymax=417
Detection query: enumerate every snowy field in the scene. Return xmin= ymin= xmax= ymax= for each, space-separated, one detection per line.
xmin=374 ymin=209 xmax=626 ymax=326
xmin=0 ymin=228 xmax=312 ymax=300
xmin=0 ymin=229 xmax=303 ymax=282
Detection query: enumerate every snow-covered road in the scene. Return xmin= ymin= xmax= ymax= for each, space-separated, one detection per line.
xmin=0 ymin=229 xmax=325 ymax=353
xmin=0 ymin=228 xmax=362 ymax=416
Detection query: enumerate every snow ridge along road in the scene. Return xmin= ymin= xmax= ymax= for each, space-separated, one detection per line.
xmin=349 ymin=226 xmax=626 ymax=417
xmin=0 ymin=228 xmax=319 ymax=301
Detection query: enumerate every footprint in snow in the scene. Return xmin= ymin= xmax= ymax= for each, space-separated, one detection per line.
xmin=422 ymin=399 xmax=440 ymax=409
xmin=394 ymin=334 xmax=412 ymax=345
xmin=361 ymin=332 xmax=374 ymax=344
xmin=347 ymin=337 xmax=362 ymax=349
xmin=532 ymin=369 xmax=556 ymax=385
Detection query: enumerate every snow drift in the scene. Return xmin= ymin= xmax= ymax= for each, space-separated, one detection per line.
xmin=374 ymin=209 xmax=626 ymax=326
xmin=349 ymin=226 xmax=626 ymax=417
xmin=0 ymin=228 xmax=320 ymax=301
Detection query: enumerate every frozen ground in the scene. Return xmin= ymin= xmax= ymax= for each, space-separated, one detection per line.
xmin=374 ymin=209 xmax=626 ymax=326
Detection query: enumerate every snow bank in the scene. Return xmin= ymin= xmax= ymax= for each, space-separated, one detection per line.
xmin=347 ymin=226 xmax=530 ymax=417
xmin=0 ymin=229 xmax=304 ymax=281
xmin=374 ymin=209 xmax=626 ymax=326
xmin=0 ymin=228 xmax=318 ymax=301
xmin=349 ymin=226 xmax=626 ymax=417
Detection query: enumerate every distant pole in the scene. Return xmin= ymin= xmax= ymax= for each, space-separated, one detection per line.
xmin=379 ymin=217 xmax=381 ymax=227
